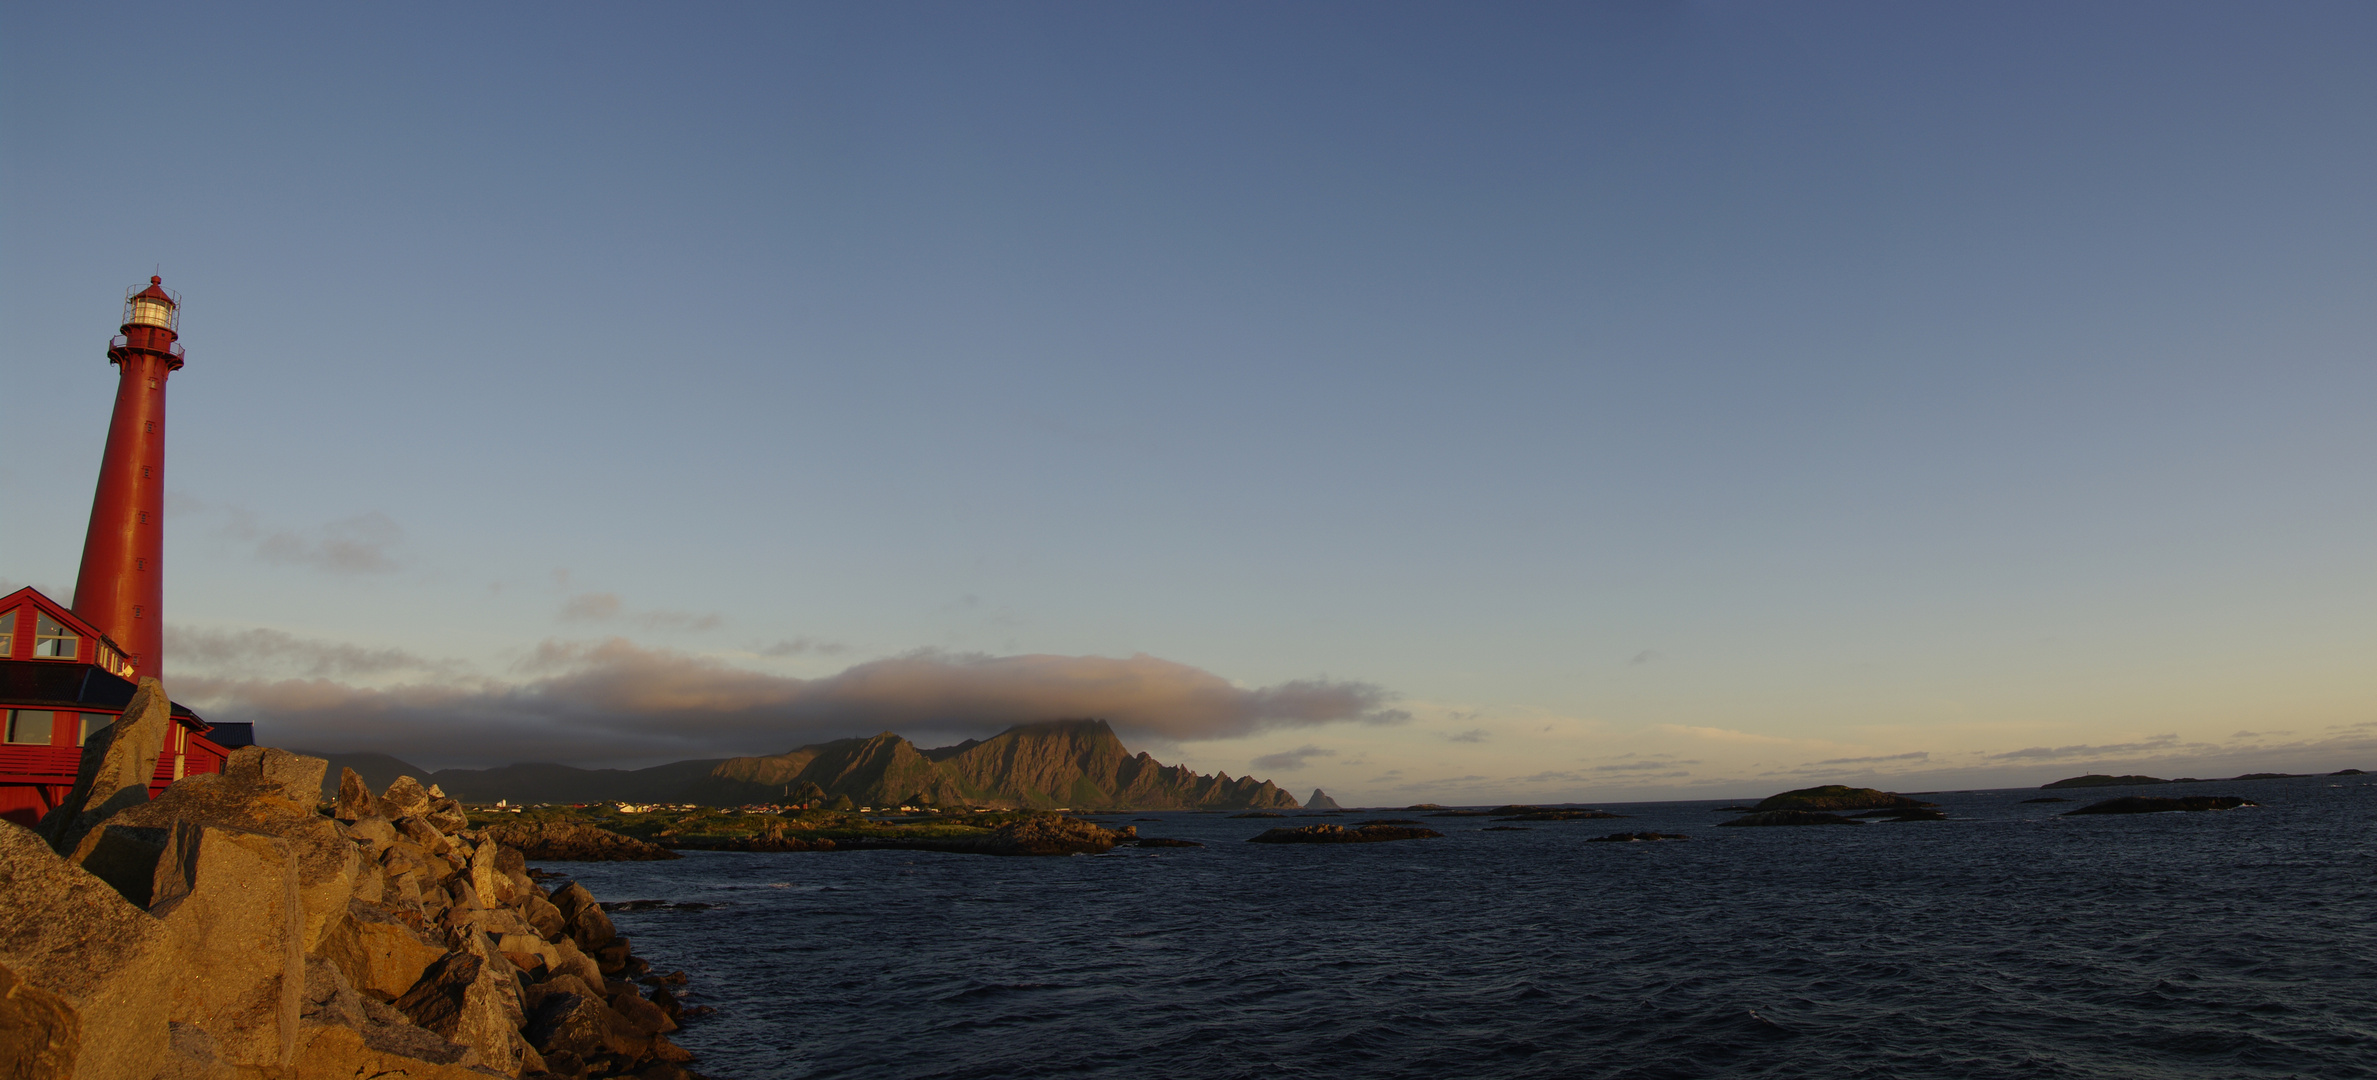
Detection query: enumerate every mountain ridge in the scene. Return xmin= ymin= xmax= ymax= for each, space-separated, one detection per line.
xmin=305 ymin=718 xmax=1298 ymax=810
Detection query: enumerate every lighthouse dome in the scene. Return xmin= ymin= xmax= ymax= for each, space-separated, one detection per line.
xmin=127 ymin=276 xmax=177 ymax=330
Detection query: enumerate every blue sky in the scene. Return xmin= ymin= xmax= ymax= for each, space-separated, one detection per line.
xmin=5 ymin=2 xmax=2373 ymax=801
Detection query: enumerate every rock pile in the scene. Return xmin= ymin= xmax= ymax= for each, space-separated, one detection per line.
xmin=0 ymin=690 xmax=706 ymax=1080
xmin=476 ymin=822 xmax=685 ymax=861
xmin=840 ymin=813 xmax=1129 ymax=856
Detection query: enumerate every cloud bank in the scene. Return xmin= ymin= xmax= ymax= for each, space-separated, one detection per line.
xmin=175 ymin=639 xmax=1402 ymax=768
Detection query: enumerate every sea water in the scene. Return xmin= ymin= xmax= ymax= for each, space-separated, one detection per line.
xmin=555 ymin=776 xmax=2377 ymax=1079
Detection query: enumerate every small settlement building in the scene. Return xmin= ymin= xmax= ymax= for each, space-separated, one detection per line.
xmin=0 ymin=593 xmax=237 ymax=829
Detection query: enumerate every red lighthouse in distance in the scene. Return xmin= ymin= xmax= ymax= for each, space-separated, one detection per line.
xmin=72 ymin=276 xmax=185 ymax=678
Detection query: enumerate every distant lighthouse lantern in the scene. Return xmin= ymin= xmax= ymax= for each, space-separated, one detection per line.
xmin=126 ymin=276 xmax=178 ymax=330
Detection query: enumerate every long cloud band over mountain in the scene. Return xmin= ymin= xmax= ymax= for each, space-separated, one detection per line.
xmin=173 ymin=638 xmax=1406 ymax=768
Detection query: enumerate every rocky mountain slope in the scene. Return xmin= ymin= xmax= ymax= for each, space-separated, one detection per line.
xmin=696 ymin=719 xmax=1298 ymax=810
xmin=313 ymin=719 xmax=1298 ymax=811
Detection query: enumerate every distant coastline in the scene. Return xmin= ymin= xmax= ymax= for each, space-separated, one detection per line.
xmin=305 ymin=718 xmax=1298 ymax=812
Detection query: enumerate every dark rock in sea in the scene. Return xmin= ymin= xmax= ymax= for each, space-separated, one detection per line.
xmin=2041 ymin=774 xmax=2168 ymax=789
xmin=2332 ymin=768 xmax=2365 ymax=776
xmin=2063 ymin=796 xmax=2257 ymax=816
xmin=600 ymin=900 xmax=715 ymax=912
xmin=2228 ymin=772 xmax=2305 ymax=781
xmin=1405 ymin=804 xmax=1448 ymax=810
xmin=1353 ymin=818 xmax=1425 ymax=826
xmin=1753 ymin=786 xmax=1935 ymax=812
xmin=1481 ymin=826 xmax=1531 ymax=831
xmin=1848 ymin=808 xmax=1947 ymax=821
xmin=842 ymin=814 xmax=1126 ymax=856
xmin=1305 ymin=789 xmax=1345 ymax=811
xmin=1586 ymin=832 xmax=1690 ymax=842
xmin=1246 ymin=824 xmax=1443 ymax=844
xmin=479 ymin=821 xmax=683 ymax=861
xmin=1490 ymin=810 xmax=1624 ymax=821
xmin=1133 ymin=837 xmax=1205 ymax=848
xmin=1229 ymin=811 xmax=1287 ymax=819
xmin=1716 ymin=811 xmax=1865 ymax=827
xmin=1426 ymin=810 xmax=1494 ymax=817
xmin=2020 ymin=797 xmax=2072 ymax=804
xmin=1712 ymin=806 xmax=1755 ymax=813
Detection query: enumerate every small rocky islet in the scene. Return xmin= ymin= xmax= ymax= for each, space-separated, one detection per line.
xmin=1714 ymin=786 xmax=1941 ymax=827
xmin=2063 ymin=795 xmax=2257 ymax=815
xmin=2039 ymin=770 xmax=2354 ymax=788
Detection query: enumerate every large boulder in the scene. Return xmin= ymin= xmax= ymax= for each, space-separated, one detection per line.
xmin=333 ymin=768 xmax=377 ymax=821
xmin=66 ymin=822 xmax=171 ymax=907
xmin=378 ymin=777 xmax=434 ymax=820
xmin=150 ymin=821 xmax=307 ymax=1071
xmin=222 ymin=746 xmax=332 ymax=807
xmin=147 ymin=1022 xmax=250 ymax=1080
xmin=36 ymin=677 xmax=174 ymax=854
xmin=0 ymin=820 xmax=176 ymax=1080
xmin=291 ymin=1023 xmax=487 ymax=1080
xmin=316 ymin=899 xmax=448 ymax=1002
xmin=391 ymin=930 xmax=528 ymax=1075
xmin=100 ymin=768 xmax=360 ymax=951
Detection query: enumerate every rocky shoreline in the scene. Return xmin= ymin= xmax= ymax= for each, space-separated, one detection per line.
xmin=0 ymin=679 xmax=710 ymax=1080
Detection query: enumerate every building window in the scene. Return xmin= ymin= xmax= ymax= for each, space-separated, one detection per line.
xmin=0 ymin=608 xmax=14 ymax=655
xmin=78 ymin=713 xmax=111 ymax=746
xmin=5 ymin=710 xmax=57 ymax=746
xmin=33 ymin=614 xmax=77 ymax=659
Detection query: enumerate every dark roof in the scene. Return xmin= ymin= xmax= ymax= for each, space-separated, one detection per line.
xmin=0 ymin=660 xmax=206 ymax=726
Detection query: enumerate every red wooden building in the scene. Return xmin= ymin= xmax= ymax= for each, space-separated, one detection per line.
xmin=0 ymin=587 xmax=236 ymax=825
xmin=0 ymin=277 xmax=245 ymax=826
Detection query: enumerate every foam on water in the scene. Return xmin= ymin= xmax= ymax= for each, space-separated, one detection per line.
xmin=556 ymin=776 xmax=2377 ymax=1079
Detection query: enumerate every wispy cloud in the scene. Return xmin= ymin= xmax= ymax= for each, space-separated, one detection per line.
xmin=168 ymin=626 xmax=463 ymax=681
xmin=559 ymin=592 xmax=723 ymax=632
xmin=1986 ymin=734 xmax=2192 ymax=761
xmin=1251 ymin=745 xmax=1336 ymax=772
xmin=226 ymin=511 xmax=405 ymax=574
xmin=1657 ymin=724 xmax=1793 ymax=745
xmin=758 ymin=637 xmax=851 ymax=658
xmin=1445 ymin=728 xmax=1489 ymax=744
xmin=1593 ymin=758 xmax=1700 ymax=772
xmin=560 ymin=593 xmax=624 ymax=621
xmin=1810 ymin=751 xmax=1931 ymax=766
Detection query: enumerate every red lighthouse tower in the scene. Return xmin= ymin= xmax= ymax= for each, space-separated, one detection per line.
xmin=72 ymin=276 xmax=184 ymax=678
xmin=0 ymin=278 xmax=234 ymax=826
